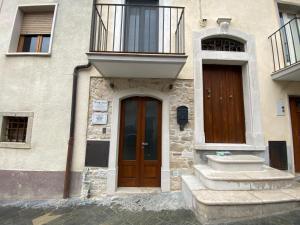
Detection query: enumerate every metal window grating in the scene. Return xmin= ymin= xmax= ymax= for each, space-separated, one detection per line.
xmin=202 ymin=38 xmax=245 ymax=52
xmin=4 ymin=117 xmax=28 ymax=142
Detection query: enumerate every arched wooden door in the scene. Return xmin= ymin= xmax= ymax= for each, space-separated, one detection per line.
xmin=118 ymin=97 xmax=162 ymax=187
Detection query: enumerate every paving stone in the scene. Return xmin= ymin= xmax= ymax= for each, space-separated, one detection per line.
xmin=1 ymin=204 xmax=300 ymax=225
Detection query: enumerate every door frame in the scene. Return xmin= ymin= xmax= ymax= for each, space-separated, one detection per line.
xmin=203 ymin=64 xmax=246 ymax=144
xmin=193 ymin=27 xmax=265 ymax=150
xmin=107 ymin=88 xmax=170 ymax=194
xmin=118 ymin=96 xmax=162 ymax=187
xmin=287 ymin=95 xmax=300 ymax=173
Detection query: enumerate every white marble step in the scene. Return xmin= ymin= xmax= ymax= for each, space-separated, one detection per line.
xmin=182 ymin=175 xmax=206 ymax=209
xmin=194 ymin=164 xmax=295 ymax=191
xmin=207 ymin=155 xmax=265 ymax=171
xmin=182 ymin=175 xmax=206 ymax=191
xmin=182 ymin=175 xmax=300 ymax=224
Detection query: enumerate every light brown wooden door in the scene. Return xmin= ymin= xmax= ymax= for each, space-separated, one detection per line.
xmin=118 ymin=97 xmax=162 ymax=187
xmin=203 ymin=65 xmax=246 ymax=143
xmin=289 ymin=97 xmax=300 ymax=172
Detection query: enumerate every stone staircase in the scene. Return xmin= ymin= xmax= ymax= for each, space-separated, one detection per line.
xmin=182 ymin=155 xmax=300 ymax=225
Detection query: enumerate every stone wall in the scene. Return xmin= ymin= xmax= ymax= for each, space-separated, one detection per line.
xmin=81 ymin=167 xmax=108 ymax=198
xmin=86 ymin=77 xmax=194 ymax=195
xmin=169 ymin=81 xmax=194 ymax=190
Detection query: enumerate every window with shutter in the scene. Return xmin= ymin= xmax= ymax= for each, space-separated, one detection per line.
xmin=17 ymin=11 xmax=54 ymax=53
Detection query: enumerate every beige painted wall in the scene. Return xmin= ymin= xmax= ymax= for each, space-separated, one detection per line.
xmin=1 ymin=0 xmax=300 ymax=173
xmin=0 ymin=0 xmax=93 ymax=171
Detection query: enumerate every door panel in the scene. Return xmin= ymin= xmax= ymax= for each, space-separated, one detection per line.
xmin=118 ymin=97 xmax=161 ymax=187
xmin=124 ymin=0 xmax=159 ymax=52
xmin=289 ymin=97 xmax=300 ymax=172
xmin=118 ymin=98 xmax=140 ymax=186
xmin=203 ymin=65 xmax=246 ymax=143
xmin=141 ymin=99 xmax=161 ymax=186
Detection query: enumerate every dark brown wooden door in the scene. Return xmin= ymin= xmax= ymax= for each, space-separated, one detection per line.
xmin=289 ymin=97 xmax=300 ymax=172
xmin=118 ymin=97 xmax=162 ymax=187
xmin=203 ymin=65 xmax=246 ymax=143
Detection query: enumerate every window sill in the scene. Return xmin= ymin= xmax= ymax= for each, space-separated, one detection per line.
xmin=0 ymin=142 xmax=31 ymax=149
xmin=6 ymin=52 xmax=51 ymax=57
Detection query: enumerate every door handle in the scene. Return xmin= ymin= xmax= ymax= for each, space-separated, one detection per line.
xmin=206 ymin=89 xmax=211 ymax=98
xmin=141 ymin=142 xmax=149 ymax=150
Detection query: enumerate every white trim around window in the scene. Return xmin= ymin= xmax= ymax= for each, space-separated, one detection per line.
xmin=6 ymin=3 xmax=58 ymax=56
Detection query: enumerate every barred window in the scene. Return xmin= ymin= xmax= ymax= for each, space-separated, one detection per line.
xmin=2 ymin=117 xmax=28 ymax=142
xmin=202 ymin=38 xmax=245 ymax=52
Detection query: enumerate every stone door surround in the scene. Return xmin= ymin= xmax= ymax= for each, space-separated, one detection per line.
xmin=193 ymin=27 xmax=265 ymax=149
xmin=106 ymin=88 xmax=170 ymax=194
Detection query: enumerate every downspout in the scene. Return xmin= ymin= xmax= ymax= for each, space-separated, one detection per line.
xmin=0 ymin=0 xmax=4 ymax=14
xmin=63 ymin=62 xmax=91 ymax=199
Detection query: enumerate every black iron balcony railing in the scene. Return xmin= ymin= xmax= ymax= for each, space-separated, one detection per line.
xmin=269 ymin=17 xmax=300 ymax=72
xmin=90 ymin=3 xmax=185 ymax=54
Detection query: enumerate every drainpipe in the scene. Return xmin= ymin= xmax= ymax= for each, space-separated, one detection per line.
xmin=0 ymin=0 xmax=4 ymax=14
xmin=63 ymin=62 xmax=91 ymax=199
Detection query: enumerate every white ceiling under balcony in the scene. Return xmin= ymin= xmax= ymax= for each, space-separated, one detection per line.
xmin=87 ymin=53 xmax=188 ymax=78
xmin=271 ymin=62 xmax=300 ymax=81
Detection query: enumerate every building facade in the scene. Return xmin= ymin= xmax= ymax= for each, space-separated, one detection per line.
xmin=0 ymin=0 xmax=300 ymax=221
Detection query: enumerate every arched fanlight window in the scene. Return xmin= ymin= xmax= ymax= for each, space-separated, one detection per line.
xmin=202 ymin=38 xmax=245 ymax=52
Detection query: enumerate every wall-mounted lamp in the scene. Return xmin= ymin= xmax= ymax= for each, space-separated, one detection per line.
xmin=177 ymin=106 xmax=188 ymax=131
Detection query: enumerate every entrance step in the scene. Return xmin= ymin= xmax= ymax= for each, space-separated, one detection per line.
xmin=182 ymin=175 xmax=300 ymax=225
xmin=182 ymin=175 xmax=206 ymax=208
xmin=207 ymin=155 xmax=265 ymax=171
xmin=195 ymin=164 xmax=295 ymax=190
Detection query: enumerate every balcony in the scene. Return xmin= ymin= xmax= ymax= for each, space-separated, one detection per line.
xmin=269 ymin=17 xmax=300 ymax=81
xmin=87 ymin=3 xmax=187 ymax=78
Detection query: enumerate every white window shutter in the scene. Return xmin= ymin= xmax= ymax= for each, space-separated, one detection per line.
xmin=20 ymin=12 xmax=53 ymax=35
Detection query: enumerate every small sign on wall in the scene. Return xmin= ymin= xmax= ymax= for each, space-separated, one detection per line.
xmin=276 ymin=100 xmax=285 ymax=116
xmin=93 ymin=100 xmax=108 ymax=112
xmin=92 ymin=112 xmax=108 ymax=125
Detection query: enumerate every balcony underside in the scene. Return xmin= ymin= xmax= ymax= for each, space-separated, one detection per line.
xmin=271 ymin=62 xmax=300 ymax=81
xmin=87 ymin=52 xmax=187 ymax=78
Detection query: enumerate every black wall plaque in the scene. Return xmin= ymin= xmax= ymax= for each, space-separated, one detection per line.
xmin=268 ymin=141 xmax=288 ymax=170
xmin=85 ymin=140 xmax=110 ymax=167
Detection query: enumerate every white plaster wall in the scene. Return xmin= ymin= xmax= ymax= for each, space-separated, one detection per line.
xmin=0 ymin=0 xmax=93 ymax=171
xmin=72 ymin=67 xmax=101 ymax=172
